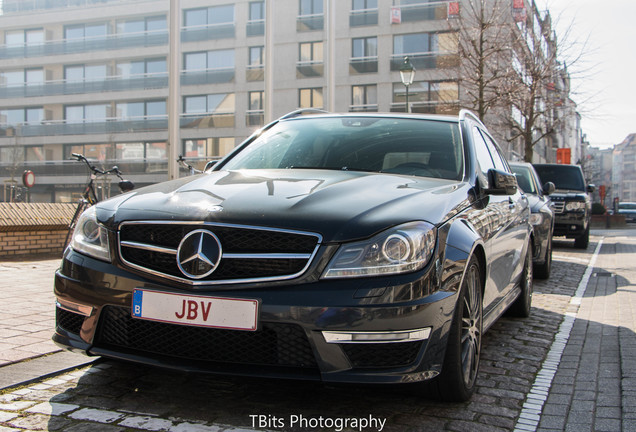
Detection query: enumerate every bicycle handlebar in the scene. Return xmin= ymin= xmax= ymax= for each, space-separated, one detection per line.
xmin=70 ymin=153 xmax=123 ymax=179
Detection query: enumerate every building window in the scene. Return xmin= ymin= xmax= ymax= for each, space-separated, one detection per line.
xmin=1 ymin=68 xmax=44 ymax=86
xmin=182 ymin=94 xmax=235 ymax=128
xmin=64 ymin=64 xmax=108 ymax=82
xmin=247 ymin=46 xmax=264 ymax=81
xmin=184 ymin=5 xmax=235 ymax=27
xmin=299 ymin=88 xmax=323 ymax=109
xmin=64 ymin=22 xmax=108 ymax=40
xmin=184 ymin=50 xmax=235 ymax=71
xmin=116 ymin=100 xmax=166 ymax=119
xmin=0 ymin=107 xmax=43 ymax=126
xmin=183 ymin=137 xmax=235 ymax=159
xmin=351 ymin=84 xmax=377 ymax=111
xmin=352 ymin=0 xmax=377 ymax=10
xmin=64 ymin=104 xmax=110 ymax=123
xmin=391 ymin=81 xmax=459 ymax=114
xmin=5 ymin=28 xmax=44 ymax=46
xmin=300 ymin=0 xmax=323 ymax=15
xmin=298 ymin=41 xmax=323 ymax=77
xmin=392 ymin=32 xmax=458 ymax=70
xmin=247 ymin=91 xmax=265 ymax=126
xmin=351 ymin=37 xmax=378 ymax=73
xmin=249 ymin=1 xmax=264 ymax=21
xmin=116 ymin=15 xmax=167 ymax=34
xmin=298 ymin=0 xmax=324 ymax=31
xmin=116 ymin=58 xmax=167 ymax=77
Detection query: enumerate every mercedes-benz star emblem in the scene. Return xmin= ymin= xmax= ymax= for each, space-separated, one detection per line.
xmin=176 ymin=229 xmax=222 ymax=279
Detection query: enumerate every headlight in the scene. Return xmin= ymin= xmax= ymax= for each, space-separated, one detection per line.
xmin=322 ymin=222 xmax=436 ymax=278
xmin=565 ymin=201 xmax=586 ymax=211
xmin=70 ymin=206 xmax=111 ymax=262
xmin=529 ymin=213 xmax=544 ymax=226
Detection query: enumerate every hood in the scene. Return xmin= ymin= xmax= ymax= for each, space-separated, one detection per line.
xmin=551 ymin=189 xmax=587 ymax=198
xmin=96 ymin=169 xmax=471 ymax=242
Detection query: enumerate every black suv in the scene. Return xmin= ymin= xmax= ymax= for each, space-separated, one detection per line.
xmin=533 ymin=164 xmax=594 ymax=249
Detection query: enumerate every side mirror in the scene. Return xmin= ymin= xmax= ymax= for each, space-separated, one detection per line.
xmin=204 ymin=160 xmax=217 ymax=171
xmin=543 ymin=181 xmax=555 ymax=196
xmin=119 ymin=180 xmax=135 ymax=193
xmin=486 ymin=169 xmax=518 ymax=195
xmin=587 ymin=184 xmax=595 ymax=193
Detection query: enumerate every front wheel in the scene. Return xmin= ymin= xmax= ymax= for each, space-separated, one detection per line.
xmin=431 ymin=256 xmax=483 ymax=402
xmin=534 ymin=236 xmax=552 ymax=279
xmin=574 ymin=226 xmax=589 ymax=249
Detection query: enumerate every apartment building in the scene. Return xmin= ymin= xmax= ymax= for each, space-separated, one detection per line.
xmin=0 ymin=0 xmax=565 ymax=202
xmin=613 ymin=134 xmax=636 ymax=203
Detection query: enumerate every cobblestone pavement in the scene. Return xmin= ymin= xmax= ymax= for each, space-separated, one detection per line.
xmin=0 ymin=231 xmax=633 ymax=431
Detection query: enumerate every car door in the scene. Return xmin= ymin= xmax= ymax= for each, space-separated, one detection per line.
xmin=471 ymin=127 xmax=526 ymax=314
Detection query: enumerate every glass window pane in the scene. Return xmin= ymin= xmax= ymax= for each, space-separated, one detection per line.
xmin=352 ymin=39 xmax=363 ymax=58
xmin=367 ymin=85 xmax=377 ymax=104
xmin=5 ymin=30 xmax=24 ymax=46
xmin=85 ymin=23 xmax=107 ymax=38
xmin=65 ymin=25 xmax=84 ymax=40
xmin=394 ymin=33 xmax=428 ymax=55
xmin=352 ymin=86 xmax=364 ymax=106
xmin=85 ymin=64 xmax=107 ymax=81
xmin=65 ymin=65 xmax=84 ymax=81
xmin=147 ymin=142 xmax=167 ymax=159
xmin=25 ymin=69 xmax=44 ymax=84
xmin=85 ymin=104 xmax=109 ymax=121
xmin=26 ymin=108 xmax=43 ymax=123
xmin=2 ymin=109 xmax=25 ymax=125
xmin=2 ymin=70 xmax=24 ymax=86
xmin=65 ymin=106 xmax=84 ymax=122
xmin=472 ymin=127 xmax=495 ymax=175
xmin=209 ymin=5 xmax=234 ymax=24
xmin=249 ymin=46 xmax=263 ymax=66
xmin=313 ymin=42 xmax=323 ymax=62
xmin=146 ymin=100 xmax=166 ymax=117
xmin=25 ymin=29 xmax=44 ymax=45
xmin=313 ymin=88 xmax=323 ymax=108
xmin=184 ymin=8 xmax=207 ymax=27
xmin=207 ymin=49 xmax=234 ymax=69
xmin=117 ymin=102 xmax=143 ymax=118
xmin=300 ymin=0 xmax=312 ymax=15
xmin=184 ymin=96 xmax=207 ymax=113
xmin=249 ymin=91 xmax=263 ymax=110
xmin=184 ymin=52 xmax=206 ymax=71
xmin=117 ymin=19 xmax=144 ymax=34
xmin=300 ymin=43 xmax=311 ymax=62
xmin=367 ymin=37 xmax=377 ymax=56
xmin=249 ymin=2 xmax=264 ymax=20
xmin=146 ymin=16 xmax=167 ymax=31
xmin=25 ymin=146 xmax=44 ymax=162
xmin=146 ymin=59 xmax=167 ymax=74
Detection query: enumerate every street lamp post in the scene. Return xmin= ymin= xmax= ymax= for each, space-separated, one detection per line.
xmin=399 ymin=56 xmax=415 ymax=113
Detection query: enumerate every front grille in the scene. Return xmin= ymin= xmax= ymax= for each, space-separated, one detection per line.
xmin=95 ymin=306 xmax=318 ymax=369
xmin=552 ymin=201 xmax=565 ymax=213
xmin=118 ymin=222 xmax=321 ymax=285
xmin=341 ymin=341 xmax=423 ymax=368
xmin=56 ymin=307 xmax=85 ymax=334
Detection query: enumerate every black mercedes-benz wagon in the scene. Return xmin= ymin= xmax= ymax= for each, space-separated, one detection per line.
xmin=54 ymin=110 xmax=532 ymax=401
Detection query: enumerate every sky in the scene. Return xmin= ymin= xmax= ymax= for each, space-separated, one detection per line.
xmin=539 ymin=0 xmax=636 ymax=148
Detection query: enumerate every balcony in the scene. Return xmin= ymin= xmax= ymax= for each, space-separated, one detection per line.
xmin=0 ymin=73 xmax=168 ymax=99
xmin=390 ymin=52 xmax=459 ymax=71
xmin=393 ymin=1 xmax=451 ymax=22
xmin=349 ymin=56 xmax=378 ymax=74
xmin=2 ymin=0 xmax=126 ymax=14
xmin=297 ymin=14 xmax=324 ymax=32
xmin=350 ymin=9 xmax=378 ymax=27
xmin=246 ymin=110 xmax=264 ymax=127
xmin=296 ymin=61 xmax=324 ymax=78
xmin=0 ymin=30 xmax=168 ymax=60
xmin=180 ymin=68 xmax=235 ymax=86
xmin=246 ymin=65 xmax=264 ymax=82
xmin=390 ymin=101 xmax=460 ymax=115
xmin=0 ymin=158 xmax=168 ymax=179
xmin=246 ymin=20 xmax=265 ymax=37
xmin=0 ymin=116 xmax=168 ymax=137
xmin=349 ymin=104 xmax=378 ymax=113
xmin=181 ymin=23 xmax=235 ymax=43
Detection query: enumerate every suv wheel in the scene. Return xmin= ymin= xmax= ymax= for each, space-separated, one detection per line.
xmin=574 ymin=226 xmax=589 ymax=249
xmin=534 ymin=236 xmax=552 ymax=279
xmin=508 ymin=242 xmax=533 ymax=317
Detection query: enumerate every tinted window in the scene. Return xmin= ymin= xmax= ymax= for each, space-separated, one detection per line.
xmin=472 ymin=127 xmax=495 ymax=176
xmin=222 ymin=117 xmax=464 ymax=180
xmin=533 ymin=165 xmax=585 ymax=191
xmin=510 ymin=165 xmax=537 ymax=194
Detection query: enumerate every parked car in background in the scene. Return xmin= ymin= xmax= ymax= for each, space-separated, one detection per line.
xmin=54 ymin=110 xmax=532 ymax=402
xmin=618 ymin=202 xmax=636 ymax=223
xmin=510 ymin=162 xmax=555 ymax=279
xmin=532 ymin=164 xmax=594 ymax=249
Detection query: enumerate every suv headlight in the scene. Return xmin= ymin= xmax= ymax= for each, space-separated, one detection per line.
xmin=565 ymin=201 xmax=586 ymax=211
xmin=70 ymin=206 xmax=111 ymax=262
xmin=322 ymin=222 xmax=436 ymax=278
xmin=529 ymin=213 xmax=544 ymax=226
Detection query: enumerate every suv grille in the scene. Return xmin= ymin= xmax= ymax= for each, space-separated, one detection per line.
xmin=118 ymin=222 xmax=321 ymax=285
xmin=95 ymin=306 xmax=318 ymax=369
xmin=552 ymin=201 xmax=565 ymax=213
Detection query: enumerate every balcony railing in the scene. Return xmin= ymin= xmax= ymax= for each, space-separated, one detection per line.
xmin=349 ymin=56 xmax=378 ymax=74
xmin=297 ymin=14 xmax=324 ymax=31
xmin=181 ymin=23 xmax=235 ymax=43
xmin=246 ymin=110 xmax=264 ymax=127
xmin=390 ymin=52 xmax=459 ymax=70
xmin=394 ymin=1 xmax=451 ymax=22
xmin=180 ymin=112 xmax=235 ymax=129
xmin=296 ymin=61 xmax=324 ymax=78
xmin=0 ymin=158 xmax=168 ymax=179
xmin=180 ymin=68 xmax=235 ymax=86
xmin=0 ymin=72 xmax=168 ymax=99
xmin=349 ymin=104 xmax=378 ymax=112
xmin=2 ymin=0 xmax=128 ymax=14
xmin=390 ymin=100 xmax=460 ymax=115
xmin=246 ymin=65 xmax=264 ymax=82
xmin=246 ymin=20 xmax=265 ymax=37
xmin=0 ymin=116 xmax=168 ymax=137
xmin=350 ymin=8 xmax=379 ymax=26
xmin=0 ymin=29 xmax=168 ymax=60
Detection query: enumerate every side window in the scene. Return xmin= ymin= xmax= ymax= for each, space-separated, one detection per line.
xmin=472 ymin=127 xmax=495 ymax=177
xmin=481 ymin=131 xmax=507 ymax=172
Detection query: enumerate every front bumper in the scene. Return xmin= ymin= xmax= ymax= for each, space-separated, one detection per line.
xmin=54 ymin=249 xmax=461 ymax=384
xmin=553 ymin=212 xmax=588 ymax=238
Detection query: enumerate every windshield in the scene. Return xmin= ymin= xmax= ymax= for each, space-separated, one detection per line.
xmin=619 ymin=203 xmax=636 ymax=210
xmin=221 ymin=117 xmax=464 ymax=181
xmin=533 ymin=165 xmax=585 ymax=191
xmin=510 ymin=165 xmax=537 ymax=194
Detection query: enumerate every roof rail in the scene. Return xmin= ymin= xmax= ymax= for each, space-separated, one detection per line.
xmin=459 ymin=109 xmax=486 ymax=127
xmin=280 ymin=109 xmax=329 ymax=120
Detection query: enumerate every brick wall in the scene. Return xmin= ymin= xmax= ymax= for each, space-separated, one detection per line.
xmin=0 ymin=203 xmax=76 ymax=257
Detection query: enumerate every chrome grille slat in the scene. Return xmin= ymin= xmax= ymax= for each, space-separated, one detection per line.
xmin=118 ymin=221 xmax=322 ymax=286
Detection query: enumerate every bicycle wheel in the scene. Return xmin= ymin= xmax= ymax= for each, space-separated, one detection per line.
xmin=64 ymin=199 xmax=90 ymax=251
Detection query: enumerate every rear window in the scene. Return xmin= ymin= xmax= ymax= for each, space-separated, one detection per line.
xmin=533 ymin=165 xmax=585 ymax=191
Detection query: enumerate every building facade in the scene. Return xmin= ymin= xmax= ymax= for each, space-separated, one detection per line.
xmin=0 ymin=0 xmax=572 ymax=203
xmin=613 ymin=134 xmax=636 ymax=203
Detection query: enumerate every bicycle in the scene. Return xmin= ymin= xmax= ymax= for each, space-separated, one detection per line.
xmin=64 ymin=153 xmax=135 ymax=250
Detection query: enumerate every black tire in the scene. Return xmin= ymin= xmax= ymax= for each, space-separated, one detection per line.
xmin=432 ymin=257 xmax=483 ymax=402
xmin=574 ymin=226 xmax=589 ymax=249
xmin=534 ymin=236 xmax=552 ymax=279
xmin=64 ymin=200 xmax=89 ymax=250
xmin=508 ymin=242 xmax=533 ymax=317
